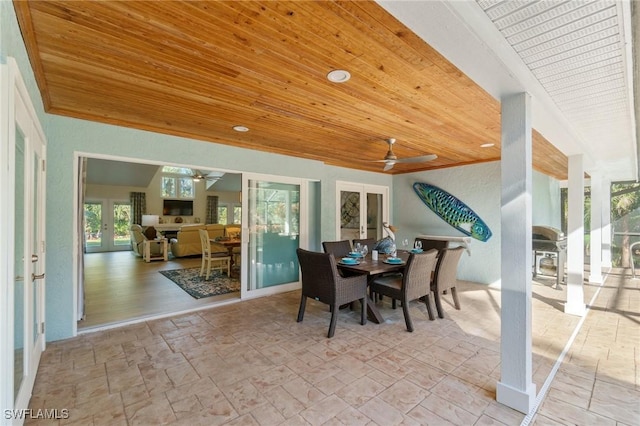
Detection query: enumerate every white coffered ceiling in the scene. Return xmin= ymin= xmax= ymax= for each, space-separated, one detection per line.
xmin=380 ymin=0 xmax=638 ymax=181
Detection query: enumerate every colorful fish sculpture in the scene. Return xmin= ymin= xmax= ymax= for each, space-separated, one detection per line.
xmin=412 ymin=182 xmax=492 ymax=242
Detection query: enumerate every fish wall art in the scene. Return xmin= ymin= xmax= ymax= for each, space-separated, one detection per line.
xmin=413 ymin=182 xmax=492 ymax=242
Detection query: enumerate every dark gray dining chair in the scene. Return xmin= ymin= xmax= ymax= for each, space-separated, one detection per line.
xmin=322 ymin=240 xmax=352 ymax=258
xmin=296 ymin=248 xmax=367 ymax=338
xmin=414 ymin=238 xmax=448 ymax=255
xmin=369 ymin=249 xmax=438 ymax=332
xmin=427 ymin=246 xmax=465 ymax=319
xmin=352 ymin=238 xmax=375 ymax=251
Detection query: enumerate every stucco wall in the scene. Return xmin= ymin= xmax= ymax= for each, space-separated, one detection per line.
xmin=394 ymin=164 xmax=560 ymax=284
xmin=2 ymin=2 xmax=561 ymax=341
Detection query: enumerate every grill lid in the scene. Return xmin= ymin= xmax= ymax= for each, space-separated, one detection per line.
xmin=532 ymin=226 xmax=565 ymax=241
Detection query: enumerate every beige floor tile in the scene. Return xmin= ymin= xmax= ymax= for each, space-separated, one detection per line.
xmin=377 ymin=378 xmax=429 ymax=413
xmin=357 ymin=396 xmax=405 ymax=425
xmin=27 ymin=271 xmax=638 ymax=425
xmin=589 ymin=380 xmax=640 ymax=425
xmin=299 ymin=394 xmax=350 ymax=425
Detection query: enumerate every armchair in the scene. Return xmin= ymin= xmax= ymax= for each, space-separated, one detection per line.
xmin=129 ymin=224 xmax=163 ymax=258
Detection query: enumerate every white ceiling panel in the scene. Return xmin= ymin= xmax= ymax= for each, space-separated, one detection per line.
xmin=474 ymin=0 xmax=636 ymax=180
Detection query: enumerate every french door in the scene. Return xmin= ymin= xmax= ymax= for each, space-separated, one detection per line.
xmin=242 ymin=174 xmax=308 ymax=298
xmin=84 ymin=199 xmax=131 ymax=252
xmin=1 ymin=58 xmax=47 ymax=422
xmin=336 ymin=182 xmax=389 ymax=243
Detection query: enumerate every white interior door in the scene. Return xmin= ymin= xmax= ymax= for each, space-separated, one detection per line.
xmin=1 ymin=58 xmax=47 ymax=422
xmin=336 ymin=182 xmax=389 ymax=243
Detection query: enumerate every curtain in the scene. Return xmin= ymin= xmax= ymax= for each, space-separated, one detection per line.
xmin=206 ymin=195 xmax=219 ymax=224
xmin=130 ymin=192 xmax=146 ymax=225
xmin=76 ymin=157 xmax=87 ymax=321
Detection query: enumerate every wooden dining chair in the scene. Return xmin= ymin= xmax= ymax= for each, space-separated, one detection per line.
xmin=427 ymin=246 xmax=465 ymax=319
xmin=322 ymin=240 xmax=352 ymax=258
xmin=198 ymin=229 xmax=231 ymax=279
xmin=369 ymin=249 xmax=438 ymax=332
xmin=296 ymin=248 xmax=368 ymax=338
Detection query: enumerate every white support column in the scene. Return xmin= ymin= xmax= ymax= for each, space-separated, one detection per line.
xmin=602 ymin=179 xmax=612 ymax=268
xmin=566 ymin=154 xmax=586 ymax=316
xmin=589 ymin=173 xmax=603 ymax=283
xmin=497 ymin=93 xmax=536 ymax=414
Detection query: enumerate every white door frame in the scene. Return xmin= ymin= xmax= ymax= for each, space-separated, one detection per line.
xmin=1 ymin=57 xmax=47 ymax=423
xmin=335 ymin=181 xmax=389 ymax=241
xmin=241 ymin=172 xmax=309 ymax=300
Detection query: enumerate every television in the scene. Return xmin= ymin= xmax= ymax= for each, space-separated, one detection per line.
xmin=163 ymin=199 xmax=193 ymax=216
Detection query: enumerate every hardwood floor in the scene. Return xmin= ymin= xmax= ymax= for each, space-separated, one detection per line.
xmin=79 ymin=251 xmax=240 ymax=330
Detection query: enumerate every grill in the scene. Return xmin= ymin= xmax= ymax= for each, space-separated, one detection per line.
xmin=532 ymin=226 xmax=566 ymax=288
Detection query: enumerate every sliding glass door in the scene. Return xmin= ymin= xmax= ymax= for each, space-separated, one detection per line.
xmin=243 ymin=175 xmax=307 ymax=297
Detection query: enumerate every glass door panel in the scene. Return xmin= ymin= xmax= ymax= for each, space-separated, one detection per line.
xmin=247 ymin=179 xmax=300 ymax=291
xmin=84 ymin=201 xmax=104 ymax=252
xmin=340 ymin=190 xmax=361 ymax=241
xmin=365 ymin=192 xmax=384 ymax=240
xmin=113 ymin=202 xmax=131 ymax=248
xmin=13 ymin=125 xmax=25 ymax=402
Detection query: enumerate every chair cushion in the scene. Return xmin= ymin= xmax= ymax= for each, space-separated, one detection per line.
xmin=143 ymin=226 xmax=157 ymax=240
xmin=371 ymin=275 xmax=402 ymax=291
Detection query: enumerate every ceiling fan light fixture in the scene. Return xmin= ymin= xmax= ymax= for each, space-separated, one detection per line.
xmin=327 ymin=69 xmax=351 ymax=83
xmin=233 ymin=125 xmax=249 ymax=132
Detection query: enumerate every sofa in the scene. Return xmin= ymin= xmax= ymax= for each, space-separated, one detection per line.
xmin=170 ymin=224 xmax=226 ymax=257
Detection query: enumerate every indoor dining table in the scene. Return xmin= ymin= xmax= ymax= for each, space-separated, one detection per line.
xmin=210 ymin=238 xmax=241 ymax=271
xmin=336 ymin=251 xmax=410 ymax=324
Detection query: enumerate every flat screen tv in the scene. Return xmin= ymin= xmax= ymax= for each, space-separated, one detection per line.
xmin=163 ymin=199 xmax=193 ymax=216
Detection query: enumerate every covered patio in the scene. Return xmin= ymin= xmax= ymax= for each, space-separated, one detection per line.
xmin=28 ymin=268 xmax=638 ymax=425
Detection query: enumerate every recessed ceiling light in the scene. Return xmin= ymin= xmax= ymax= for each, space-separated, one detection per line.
xmin=232 ymin=125 xmax=249 ymax=132
xmin=480 ymin=143 xmax=495 ymax=148
xmin=327 ymin=69 xmax=351 ymax=83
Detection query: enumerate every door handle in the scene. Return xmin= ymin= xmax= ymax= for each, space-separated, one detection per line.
xmin=32 ymin=254 xmax=39 ymax=263
xmin=32 ymin=273 xmax=45 ymax=281
xmin=15 ymin=275 xmax=24 ymax=282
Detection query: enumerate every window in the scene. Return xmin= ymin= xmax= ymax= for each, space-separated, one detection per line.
xmin=233 ymin=206 xmax=242 ymax=224
xmin=217 ymin=204 xmax=241 ymax=225
xmin=217 ymin=206 xmax=228 ymax=225
xmin=161 ymin=166 xmax=195 ymax=199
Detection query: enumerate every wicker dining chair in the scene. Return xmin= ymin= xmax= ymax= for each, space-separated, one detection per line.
xmin=352 ymin=238 xmax=375 ymax=251
xmin=427 ymin=246 xmax=465 ymax=319
xmin=369 ymin=249 xmax=438 ymax=332
xmin=296 ymin=248 xmax=367 ymax=338
xmin=322 ymin=240 xmax=352 ymax=258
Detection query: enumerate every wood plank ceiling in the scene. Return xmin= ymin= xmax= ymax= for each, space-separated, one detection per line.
xmin=14 ymin=0 xmax=567 ymax=178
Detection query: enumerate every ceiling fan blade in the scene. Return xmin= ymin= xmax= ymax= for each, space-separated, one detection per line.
xmin=383 ymin=162 xmax=395 ymax=171
xmin=395 ymin=154 xmax=438 ymax=163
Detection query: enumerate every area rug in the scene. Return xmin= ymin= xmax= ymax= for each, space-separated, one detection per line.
xmin=159 ymin=267 xmax=240 ymax=299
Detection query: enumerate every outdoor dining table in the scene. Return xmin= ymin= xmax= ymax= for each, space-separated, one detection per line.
xmin=336 ymin=251 xmax=410 ymax=324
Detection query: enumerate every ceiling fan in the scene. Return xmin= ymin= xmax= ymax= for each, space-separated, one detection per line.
xmin=191 ymin=170 xmax=224 ymax=182
xmin=371 ymin=138 xmax=437 ymax=171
